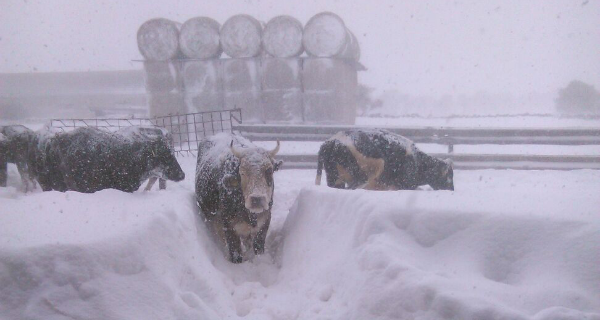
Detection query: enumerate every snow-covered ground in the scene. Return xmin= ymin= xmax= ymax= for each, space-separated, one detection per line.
xmin=1 ymin=156 xmax=599 ymax=319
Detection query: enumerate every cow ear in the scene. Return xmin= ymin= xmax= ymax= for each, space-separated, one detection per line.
xmin=273 ymin=160 xmax=283 ymax=172
xmin=222 ymin=174 xmax=239 ymax=190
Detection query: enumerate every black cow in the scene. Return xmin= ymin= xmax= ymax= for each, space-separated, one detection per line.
xmin=0 ymin=125 xmax=37 ymax=190
xmin=316 ymin=129 xmax=454 ymax=191
xmin=27 ymin=126 xmax=185 ymax=193
xmin=195 ymin=133 xmax=282 ymax=263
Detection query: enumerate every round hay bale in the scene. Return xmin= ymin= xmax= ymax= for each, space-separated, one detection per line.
xmin=303 ymin=12 xmax=360 ymax=61
xmin=137 ymin=18 xmax=180 ymax=61
xmin=339 ymin=30 xmax=360 ymax=61
xmin=262 ymin=15 xmax=304 ymax=58
xmin=220 ymin=14 xmax=262 ymax=58
xmin=179 ymin=17 xmax=222 ymax=59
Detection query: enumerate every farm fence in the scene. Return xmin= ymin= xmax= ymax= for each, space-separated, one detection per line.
xmin=49 ymin=113 xmax=600 ymax=170
xmin=233 ymin=124 xmax=600 ymax=171
xmin=50 ymin=108 xmax=242 ymax=155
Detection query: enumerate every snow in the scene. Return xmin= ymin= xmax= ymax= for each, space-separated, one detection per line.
xmin=1 ymin=152 xmax=599 ymax=319
xmin=196 ymin=132 xmax=254 ymax=168
xmin=116 ymin=125 xmax=169 ymax=141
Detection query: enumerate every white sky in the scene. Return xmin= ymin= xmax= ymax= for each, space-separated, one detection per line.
xmin=1 ymin=0 xmax=599 ymax=96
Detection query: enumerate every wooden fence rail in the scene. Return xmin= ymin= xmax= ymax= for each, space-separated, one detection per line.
xmin=233 ymin=124 xmax=600 ymax=170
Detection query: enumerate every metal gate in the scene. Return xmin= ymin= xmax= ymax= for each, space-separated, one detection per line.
xmin=50 ymin=109 xmax=242 ymax=155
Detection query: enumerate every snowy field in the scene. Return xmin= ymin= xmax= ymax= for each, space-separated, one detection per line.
xmin=1 ymin=156 xmax=599 ymax=319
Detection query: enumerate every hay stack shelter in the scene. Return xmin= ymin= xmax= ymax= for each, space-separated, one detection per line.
xmin=137 ymin=13 xmax=361 ymax=125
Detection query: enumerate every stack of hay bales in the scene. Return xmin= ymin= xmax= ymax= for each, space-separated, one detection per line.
xmin=179 ymin=17 xmax=223 ymax=115
xmin=220 ymin=14 xmax=263 ymax=122
xmin=136 ymin=12 xmax=362 ymax=125
xmin=302 ymin=12 xmax=360 ymax=124
xmin=137 ymin=18 xmax=185 ymax=118
xmin=261 ymin=15 xmax=305 ymax=123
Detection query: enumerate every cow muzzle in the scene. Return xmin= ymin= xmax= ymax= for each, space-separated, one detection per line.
xmin=246 ymin=194 xmax=269 ymax=213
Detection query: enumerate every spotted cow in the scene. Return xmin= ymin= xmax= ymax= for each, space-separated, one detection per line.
xmin=316 ymin=129 xmax=454 ymax=191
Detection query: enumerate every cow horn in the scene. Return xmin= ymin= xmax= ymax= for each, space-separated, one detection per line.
xmin=230 ymin=140 xmax=244 ymax=158
xmin=269 ymin=140 xmax=280 ymax=157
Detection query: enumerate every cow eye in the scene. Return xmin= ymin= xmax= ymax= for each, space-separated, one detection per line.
xmin=265 ymin=168 xmax=273 ymax=186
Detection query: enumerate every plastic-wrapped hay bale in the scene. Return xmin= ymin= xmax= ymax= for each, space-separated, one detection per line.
xmin=220 ymin=14 xmax=263 ymax=58
xmin=223 ymin=58 xmax=262 ymax=122
xmin=179 ymin=17 xmax=222 ymax=59
xmin=182 ymin=60 xmax=223 ymax=112
xmin=262 ymin=15 xmax=304 ymax=58
xmin=303 ymin=12 xmax=360 ymax=61
xmin=137 ymin=18 xmax=181 ymax=61
xmin=143 ymin=61 xmax=180 ymax=93
xmin=302 ymin=58 xmax=357 ymax=124
xmin=261 ymin=58 xmax=303 ymax=122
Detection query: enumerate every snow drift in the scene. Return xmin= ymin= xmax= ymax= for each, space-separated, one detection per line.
xmin=0 ymin=166 xmax=599 ymax=319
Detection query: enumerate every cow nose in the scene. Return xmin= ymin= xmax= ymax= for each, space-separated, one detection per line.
xmin=251 ymin=196 xmax=264 ymax=207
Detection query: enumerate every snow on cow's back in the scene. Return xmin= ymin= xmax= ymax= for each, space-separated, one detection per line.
xmin=117 ymin=126 xmax=170 ymax=142
xmin=34 ymin=125 xmax=63 ymax=146
xmin=199 ymin=132 xmax=255 ymax=165
xmin=1 ymin=125 xmax=31 ymax=137
xmin=331 ymin=128 xmax=417 ymax=155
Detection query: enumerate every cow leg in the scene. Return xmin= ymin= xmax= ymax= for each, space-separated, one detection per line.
xmin=0 ymin=158 xmax=6 ymax=187
xmin=334 ymin=164 xmax=353 ymax=189
xmin=159 ymin=179 xmax=166 ymax=190
xmin=224 ymin=226 xmax=243 ymax=263
xmin=362 ymin=159 xmax=385 ymax=190
xmin=253 ymin=217 xmax=271 ymax=255
xmin=16 ymin=162 xmax=30 ymax=192
xmin=144 ymin=177 xmax=157 ymax=191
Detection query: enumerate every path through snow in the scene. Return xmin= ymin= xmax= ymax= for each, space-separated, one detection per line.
xmin=1 ymin=157 xmax=599 ymax=319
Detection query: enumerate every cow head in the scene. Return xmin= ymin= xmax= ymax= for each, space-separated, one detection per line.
xmin=229 ymin=140 xmax=282 ymax=214
xmin=147 ymin=134 xmax=185 ymax=182
xmin=429 ymin=159 xmax=454 ymax=191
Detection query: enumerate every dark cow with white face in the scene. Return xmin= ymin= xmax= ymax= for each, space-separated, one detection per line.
xmin=27 ymin=126 xmax=185 ymax=193
xmin=195 ymin=133 xmax=282 ymax=263
xmin=0 ymin=125 xmax=37 ymax=190
xmin=316 ymin=129 xmax=454 ymax=191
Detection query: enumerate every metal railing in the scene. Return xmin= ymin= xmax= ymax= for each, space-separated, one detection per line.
xmin=233 ymin=124 xmax=600 ymax=170
xmin=50 ymin=109 xmax=242 ymax=155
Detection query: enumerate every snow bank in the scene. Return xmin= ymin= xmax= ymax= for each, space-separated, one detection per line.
xmin=278 ymin=187 xmax=600 ymax=319
xmin=0 ymin=187 xmax=230 ymax=319
xmin=1 ymin=165 xmax=599 ymax=319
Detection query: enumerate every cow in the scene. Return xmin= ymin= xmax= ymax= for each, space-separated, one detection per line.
xmin=0 ymin=133 xmax=6 ymax=187
xmin=0 ymin=125 xmax=37 ymax=191
xmin=27 ymin=126 xmax=185 ymax=193
xmin=195 ymin=133 xmax=282 ymax=263
xmin=316 ymin=129 xmax=454 ymax=191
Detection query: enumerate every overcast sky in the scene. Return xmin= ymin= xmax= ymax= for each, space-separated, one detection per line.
xmin=1 ymin=0 xmax=599 ymax=96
